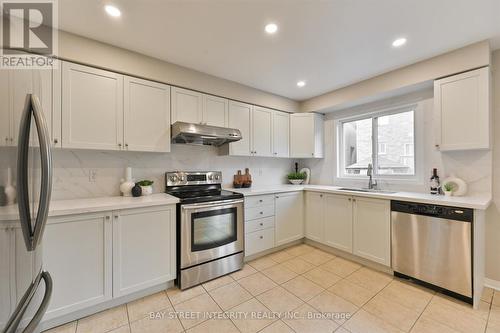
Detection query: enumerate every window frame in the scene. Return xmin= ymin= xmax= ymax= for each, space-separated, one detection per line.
xmin=337 ymin=104 xmax=418 ymax=181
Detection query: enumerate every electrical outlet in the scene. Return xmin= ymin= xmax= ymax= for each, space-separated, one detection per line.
xmin=88 ymin=169 xmax=97 ymax=183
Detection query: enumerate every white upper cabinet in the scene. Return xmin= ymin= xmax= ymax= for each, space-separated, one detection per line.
xmin=273 ymin=111 xmax=289 ymax=157
xmin=171 ymin=87 xmax=202 ymax=124
xmin=124 ymin=76 xmax=171 ymax=152
xmin=203 ymin=94 xmax=228 ymax=127
xmin=290 ymin=113 xmax=324 ymax=158
xmin=228 ymin=100 xmax=252 ymax=156
xmin=434 ymin=67 xmax=491 ymax=151
xmin=275 ymin=192 xmax=303 ymax=246
xmin=0 ymin=70 xmax=10 ymax=147
xmin=62 ymin=62 xmax=124 ymax=150
xmin=353 ymin=197 xmax=391 ymax=266
xmin=251 ymin=106 xmax=273 ymax=157
xmin=324 ymin=194 xmax=353 ymax=253
xmin=171 ymin=87 xmax=229 ymax=127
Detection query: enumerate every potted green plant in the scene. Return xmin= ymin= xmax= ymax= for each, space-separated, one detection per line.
xmin=287 ymin=172 xmax=307 ymax=185
xmin=443 ymin=182 xmax=454 ymax=197
xmin=136 ymin=180 xmax=154 ymax=196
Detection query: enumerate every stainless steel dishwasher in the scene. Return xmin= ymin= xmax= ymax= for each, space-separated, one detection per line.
xmin=391 ymin=201 xmax=473 ymax=303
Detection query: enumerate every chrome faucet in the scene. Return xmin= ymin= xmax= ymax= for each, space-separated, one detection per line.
xmin=367 ymin=163 xmax=378 ymax=189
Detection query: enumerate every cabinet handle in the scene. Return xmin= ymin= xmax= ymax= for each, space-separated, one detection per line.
xmin=53 ymin=138 xmax=58 ymax=144
xmin=118 ymin=143 xmax=122 ymax=148
xmin=259 ymin=236 xmax=263 ymax=239
xmin=352 ymin=198 xmax=356 ymax=202
xmin=125 ymin=143 xmax=129 ymax=148
xmin=311 ymin=153 xmax=314 ymax=156
xmin=10 ymin=137 xmax=13 ymax=142
xmin=260 ymin=223 xmax=263 ymax=226
xmin=320 ymin=194 xmax=323 ymax=198
xmin=115 ymin=215 xmax=119 ymax=219
xmin=259 ymin=211 xmax=263 ymax=215
xmin=5 ymin=137 xmax=8 ymax=143
xmin=259 ymin=199 xmax=263 ymax=202
xmin=105 ymin=216 xmax=110 ymax=220
xmin=274 ymin=152 xmax=277 ymax=155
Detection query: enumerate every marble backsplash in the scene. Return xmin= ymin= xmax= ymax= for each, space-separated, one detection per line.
xmin=51 ymin=144 xmax=296 ymax=200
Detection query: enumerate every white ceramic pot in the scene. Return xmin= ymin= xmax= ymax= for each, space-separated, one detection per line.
xmin=141 ymin=185 xmax=153 ymax=196
xmin=289 ymin=179 xmax=304 ymax=185
xmin=444 ymin=190 xmax=453 ymax=197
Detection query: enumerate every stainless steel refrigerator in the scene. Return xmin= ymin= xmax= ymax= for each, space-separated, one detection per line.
xmin=1 ymin=67 xmax=53 ymax=332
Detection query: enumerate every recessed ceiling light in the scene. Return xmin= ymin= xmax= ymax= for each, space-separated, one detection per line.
xmin=297 ymin=81 xmax=306 ymax=87
xmin=265 ymin=23 xmax=278 ymax=34
xmin=105 ymin=5 xmax=121 ymax=17
xmin=392 ymin=37 xmax=407 ymax=47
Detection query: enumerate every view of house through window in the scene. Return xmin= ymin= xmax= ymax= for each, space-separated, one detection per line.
xmin=341 ymin=110 xmax=415 ymax=177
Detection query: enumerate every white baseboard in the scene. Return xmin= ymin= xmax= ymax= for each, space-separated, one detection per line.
xmin=485 ymin=278 xmax=500 ymax=291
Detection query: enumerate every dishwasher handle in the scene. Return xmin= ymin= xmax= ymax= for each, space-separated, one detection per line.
xmin=391 ymin=201 xmax=473 ymax=222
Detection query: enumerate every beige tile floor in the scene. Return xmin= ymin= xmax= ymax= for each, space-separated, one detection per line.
xmin=44 ymin=243 xmax=500 ymax=333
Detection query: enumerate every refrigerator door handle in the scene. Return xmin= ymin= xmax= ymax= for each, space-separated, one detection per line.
xmin=30 ymin=94 xmax=52 ymax=250
xmin=17 ymin=94 xmax=53 ymax=251
xmin=3 ymin=271 xmax=53 ymax=333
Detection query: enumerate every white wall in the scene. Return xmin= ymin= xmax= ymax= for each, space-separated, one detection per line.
xmin=51 ymin=145 xmax=294 ymax=200
xmin=302 ymin=90 xmax=493 ymax=196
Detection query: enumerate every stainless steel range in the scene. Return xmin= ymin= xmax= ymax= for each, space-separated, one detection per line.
xmin=165 ymin=171 xmax=244 ymax=289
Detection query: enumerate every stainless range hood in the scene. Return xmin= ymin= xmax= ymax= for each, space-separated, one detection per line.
xmin=171 ymin=121 xmax=242 ymax=146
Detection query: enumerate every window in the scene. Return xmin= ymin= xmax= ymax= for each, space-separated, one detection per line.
xmin=339 ymin=109 xmax=415 ymax=177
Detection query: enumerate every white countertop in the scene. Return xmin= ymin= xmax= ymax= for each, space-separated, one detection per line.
xmin=228 ymin=184 xmax=492 ymax=210
xmin=0 ymin=193 xmax=179 ymax=221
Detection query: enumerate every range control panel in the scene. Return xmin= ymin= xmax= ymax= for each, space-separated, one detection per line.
xmin=165 ymin=171 xmax=222 ymax=187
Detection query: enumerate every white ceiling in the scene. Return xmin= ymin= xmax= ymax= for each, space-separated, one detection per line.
xmin=58 ymin=0 xmax=500 ymax=101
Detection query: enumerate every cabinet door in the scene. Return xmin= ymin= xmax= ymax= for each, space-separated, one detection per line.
xmin=324 ymin=194 xmax=352 ymax=253
xmin=275 ymin=192 xmax=303 ymax=246
xmin=0 ymin=70 xmax=9 ymax=147
xmin=228 ymin=101 xmax=251 ymax=156
xmin=203 ymin=94 xmax=228 ymax=127
xmin=305 ymin=192 xmax=324 ymax=243
xmin=113 ymin=206 xmax=176 ymax=297
xmin=10 ymin=69 xmax=35 ymax=146
xmin=290 ymin=113 xmax=314 ymax=158
xmin=251 ymin=106 xmax=273 ymax=157
xmin=171 ymin=87 xmax=202 ymax=124
xmin=353 ymin=197 xmax=391 ymax=266
xmin=0 ymin=227 xmax=12 ymax=327
xmin=62 ymin=62 xmax=124 ymax=150
xmin=42 ymin=212 xmax=113 ymax=320
xmin=273 ymin=111 xmax=289 ymax=157
xmin=124 ymin=76 xmax=171 ymax=152
xmin=434 ymin=67 xmax=490 ymax=151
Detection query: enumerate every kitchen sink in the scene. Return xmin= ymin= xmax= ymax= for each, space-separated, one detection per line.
xmin=337 ymin=187 xmax=397 ymax=194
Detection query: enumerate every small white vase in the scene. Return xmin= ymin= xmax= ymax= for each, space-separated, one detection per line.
xmin=444 ymin=190 xmax=453 ymax=197
xmin=119 ymin=167 xmax=135 ymax=197
xmin=141 ymin=185 xmax=153 ymax=196
xmin=289 ymin=179 xmax=304 ymax=185
xmin=5 ymin=167 xmax=16 ymax=205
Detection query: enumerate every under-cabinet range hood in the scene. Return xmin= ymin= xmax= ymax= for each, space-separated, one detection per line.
xmin=171 ymin=121 xmax=242 ymax=146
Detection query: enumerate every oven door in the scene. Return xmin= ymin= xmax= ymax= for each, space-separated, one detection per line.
xmin=180 ymin=199 xmax=244 ymax=269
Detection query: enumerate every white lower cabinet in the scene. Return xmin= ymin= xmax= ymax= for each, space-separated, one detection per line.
xmin=112 ymin=206 xmax=176 ymax=297
xmin=41 ymin=205 xmax=176 ymax=321
xmin=43 ymin=212 xmax=113 ymax=320
xmin=353 ymin=197 xmax=391 ymax=266
xmin=275 ymin=192 xmax=304 ymax=246
xmin=244 ymin=195 xmax=276 ymax=256
xmin=304 ymin=191 xmax=391 ymax=267
xmin=324 ymin=194 xmax=353 ymax=253
xmin=305 ymin=192 xmax=324 ymax=243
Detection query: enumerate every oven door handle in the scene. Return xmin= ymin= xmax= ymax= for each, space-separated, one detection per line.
xmin=181 ymin=199 xmax=244 ymax=210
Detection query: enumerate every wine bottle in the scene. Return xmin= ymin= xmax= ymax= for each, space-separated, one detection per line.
xmin=430 ymin=168 xmax=440 ymax=195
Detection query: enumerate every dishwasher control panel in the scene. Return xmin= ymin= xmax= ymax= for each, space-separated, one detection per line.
xmin=391 ymin=201 xmax=473 ymax=222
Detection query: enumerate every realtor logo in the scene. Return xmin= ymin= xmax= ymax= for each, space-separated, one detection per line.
xmin=1 ymin=0 xmax=58 ymax=68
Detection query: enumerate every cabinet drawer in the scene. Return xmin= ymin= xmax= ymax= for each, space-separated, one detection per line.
xmin=245 ymin=228 xmax=275 ymax=256
xmin=245 ymin=216 xmax=274 ymax=234
xmin=245 ymin=205 xmax=275 ymax=221
xmin=245 ymin=195 xmax=275 ymax=209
